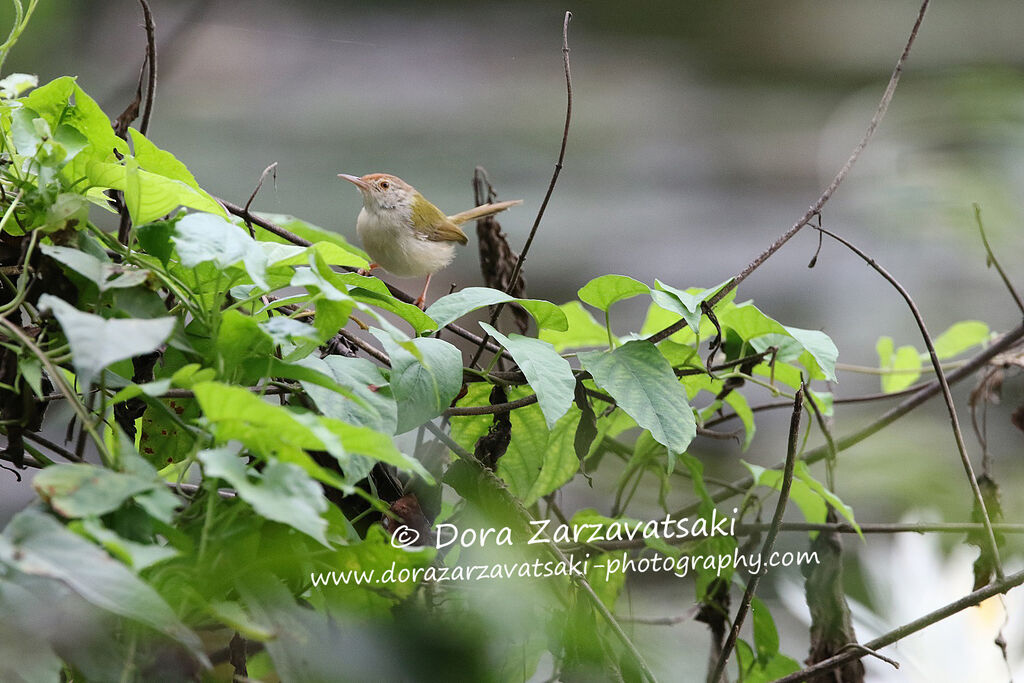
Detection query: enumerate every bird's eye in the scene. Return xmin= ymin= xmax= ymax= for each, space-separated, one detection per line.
xmin=379 ymin=181 xmax=390 ymax=190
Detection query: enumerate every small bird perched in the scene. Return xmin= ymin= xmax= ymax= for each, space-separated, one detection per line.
xmin=338 ymin=173 xmax=522 ymax=307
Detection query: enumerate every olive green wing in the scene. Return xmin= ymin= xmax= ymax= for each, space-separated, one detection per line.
xmin=410 ymin=192 xmax=468 ymax=245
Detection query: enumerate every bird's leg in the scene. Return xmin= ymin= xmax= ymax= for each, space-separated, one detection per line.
xmin=357 ymin=262 xmax=379 ymax=277
xmin=414 ymin=273 xmax=433 ymax=310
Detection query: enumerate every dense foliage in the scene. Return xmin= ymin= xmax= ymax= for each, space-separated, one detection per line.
xmin=0 ymin=4 xmax=1018 ymax=682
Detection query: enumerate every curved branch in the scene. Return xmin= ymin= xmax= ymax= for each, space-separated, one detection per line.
xmin=817 ymin=224 xmax=1003 ymax=579
xmin=468 ymin=11 xmax=574 ymax=368
xmin=709 ymin=387 xmax=803 ymax=682
xmin=647 ymin=0 xmax=931 ymax=345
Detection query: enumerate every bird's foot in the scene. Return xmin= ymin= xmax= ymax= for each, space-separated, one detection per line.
xmin=357 ymin=262 xmax=379 ymax=277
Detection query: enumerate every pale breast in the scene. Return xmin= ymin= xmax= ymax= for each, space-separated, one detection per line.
xmin=356 ymin=208 xmax=457 ymax=277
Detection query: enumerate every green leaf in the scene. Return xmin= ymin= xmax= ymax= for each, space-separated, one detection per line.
xmin=539 ymin=301 xmax=611 ymax=351
xmin=128 ymin=128 xmax=202 ymax=189
xmin=136 ymin=219 xmax=177 ymax=266
xmin=193 ymin=381 xmax=431 ymax=481
xmin=32 ymin=464 xmax=159 ymax=518
xmin=297 ymin=356 xmax=396 ymax=435
xmin=173 ymin=212 xmax=268 ymax=290
xmin=83 ymin=161 xmax=224 ymax=220
xmin=577 ymin=274 xmax=649 ymax=313
xmin=649 ymin=279 xmax=731 ymax=332
xmin=373 ymin=332 xmax=464 ymax=434
xmin=39 ymin=294 xmax=175 ymax=388
xmin=579 ymin=340 xmax=696 ymax=459
xmin=784 ymin=326 xmax=839 ymax=382
xmin=741 ymin=460 xmax=860 ymax=537
xmin=425 ymin=286 xmax=568 ymax=331
xmin=252 ymin=213 xmax=368 ymax=260
xmin=199 ymin=447 xmax=329 ymax=546
xmin=498 ymin=392 xmax=582 ymax=505
xmin=267 ymin=241 xmax=367 ymax=270
xmin=876 ymin=336 xmax=922 ymax=393
xmin=933 ymin=320 xmax=990 ymax=359
xmin=750 ymin=597 xmax=779 ymax=659
xmin=0 ymin=509 xmax=204 ymax=661
xmin=736 ymin=639 xmax=801 ymax=683
xmin=480 ymin=322 xmax=575 ymax=428
xmin=213 ymin=310 xmax=275 ymax=384
xmin=40 ymin=244 xmax=149 ymax=292
xmin=22 ymin=77 xmax=125 ymax=165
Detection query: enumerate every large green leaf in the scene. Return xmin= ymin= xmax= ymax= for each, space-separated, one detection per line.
xmin=199 ymin=447 xmax=329 ymax=545
xmin=39 ymin=294 xmax=175 ymax=388
xmin=297 ymin=356 xmax=396 ymax=435
xmin=21 ymin=77 xmax=125 ymax=165
xmin=425 ymin=286 xmax=568 ymax=331
xmin=84 ymin=160 xmax=224 ymax=222
xmin=128 ymin=128 xmax=202 ymax=189
xmin=480 ymin=322 xmax=574 ymax=428
xmin=193 ymin=381 xmax=430 ymax=481
xmin=498 ymin=392 xmax=582 ymax=506
xmin=577 ymin=274 xmax=649 ymax=312
xmin=0 ymin=509 xmax=204 ymax=661
xmin=579 ymin=340 xmax=696 ymax=460
xmin=173 ymin=212 xmax=268 ymax=289
xmin=373 ymin=332 xmax=464 ymax=434
xmin=719 ymin=302 xmax=838 ymax=381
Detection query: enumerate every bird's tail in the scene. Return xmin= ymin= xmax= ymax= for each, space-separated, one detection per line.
xmin=447 ymin=199 xmax=523 ymax=226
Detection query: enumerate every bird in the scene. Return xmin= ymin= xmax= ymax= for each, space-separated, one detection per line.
xmin=338 ymin=173 xmax=522 ymax=307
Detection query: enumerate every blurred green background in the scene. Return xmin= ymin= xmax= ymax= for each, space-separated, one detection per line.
xmin=3 ymin=1 xmax=1024 ymax=679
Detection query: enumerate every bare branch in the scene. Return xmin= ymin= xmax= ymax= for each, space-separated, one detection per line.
xmin=974 ymin=203 xmax=1024 ymax=316
xmin=138 ymin=0 xmax=157 ymax=136
xmin=816 ymin=224 xmax=1003 ymax=579
xmin=709 ymin=386 xmax=804 ymax=682
xmin=468 ymin=11 xmax=574 ymax=368
xmin=647 ymin=0 xmax=931 ymax=345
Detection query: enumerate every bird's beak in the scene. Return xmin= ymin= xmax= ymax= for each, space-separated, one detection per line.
xmin=338 ymin=173 xmax=370 ymax=191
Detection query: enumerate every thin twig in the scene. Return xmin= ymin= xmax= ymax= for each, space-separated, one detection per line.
xmin=241 ymin=161 xmax=279 ymax=240
xmin=816 ymin=224 xmax=1003 ymax=580
xmin=646 ymin=0 xmax=931 ymax=345
xmin=771 ymin=566 xmax=1024 ymax=683
xmin=468 ymin=11 xmax=574 ymax=368
xmin=0 ymin=318 xmax=106 ymax=457
xmin=673 ymin=320 xmax=1024 ymax=518
xmin=138 ymin=0 xmax=157 ymax=136
xmin=335 ymin=329 xmax=391 ymax=366
xmin=709 ymin=387 xmax=803 ymax=682
xmin=803 ymin=386 xmax=838 ymax=489
xmin=974 ymin=203 xmax=1024 ymax=316
xmin=618 ymin=608 xmax=700 ymax=627
xmin=22 ymin=430 xmax=82 ymax=463
xmin=837 ymin=643 xmax=900 ymax=670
